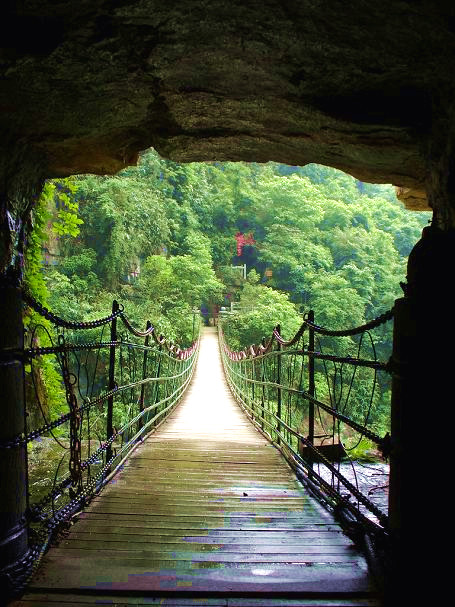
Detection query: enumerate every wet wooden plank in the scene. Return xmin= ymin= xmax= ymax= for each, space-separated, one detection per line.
xmin=55 ymin=538 xmax=358 ymax=554
xmin=15 ymin=328 xmax=377 ymax=606
xmin=13 ymin=593 xmax=380 ymax=606
xmin=74 ymin=514 xmax=342 ymax=533
xmin=85 ymin=503 xmax=322 ymax=514
xmin=74 ymin=515 xmax=339 ymax=532
xmin=38 ymin=548 xmax=365 ymax=563
xmin=64 ymin=531 xmax=351 ymax=545
xmin=26 ymin=556 xmax=373 ymax=593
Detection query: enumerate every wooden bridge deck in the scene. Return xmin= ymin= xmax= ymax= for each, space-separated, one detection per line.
xmin=13 ymin=327 xmax=379 ymax=606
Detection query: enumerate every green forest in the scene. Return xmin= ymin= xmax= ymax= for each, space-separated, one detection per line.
xmin=24 ymin=148 xmax=430 ymax=438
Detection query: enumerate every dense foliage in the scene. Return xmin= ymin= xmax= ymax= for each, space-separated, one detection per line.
xmin=25 ymin=149 xmax=430 ymax=435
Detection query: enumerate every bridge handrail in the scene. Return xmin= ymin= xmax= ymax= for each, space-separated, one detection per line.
xmin=290 ymin=308 xmax=393 ymax=339
xmin=23 ymin=291 xmax=197 ymax=359
xmin=1 ymin=288 xmax=201 ymax=597
xmin=222 ymin=307 xmax=394 ymax=360
xmin=219 ymin=308 xmax=394 ymax=543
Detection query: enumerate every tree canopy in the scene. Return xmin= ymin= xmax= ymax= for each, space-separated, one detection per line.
xmin=25 ymin=148 xmax=430 ymax=434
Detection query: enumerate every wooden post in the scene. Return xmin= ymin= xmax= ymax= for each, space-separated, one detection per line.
xmin=0 ymin=275 xmax=29 ymax=587
xmin=106 ymin=300 xmax=118 ymax=464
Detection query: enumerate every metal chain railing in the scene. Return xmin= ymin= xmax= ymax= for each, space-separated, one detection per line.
xmin=219 ymin=308 xmax=393 ymax=543
xmin=0 ymin=290 xmax=200 ymax=597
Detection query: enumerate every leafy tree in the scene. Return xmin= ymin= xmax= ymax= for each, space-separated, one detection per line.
xmin=23 ymin=178 xmax=83 ymax=422
xmin=75 ymin=175 xmax=169 ymax=287
xmin=138 ymin=240 xmax=224 ymax=312
xmin=222 ymin=280 xmax=302 ymax=350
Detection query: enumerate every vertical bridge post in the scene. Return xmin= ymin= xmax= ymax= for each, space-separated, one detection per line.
xmin=388 ymin=224 xmax=455 ymax=603
xmin=276 ymin=324 xmax=281 ymax=444
xmin=139 ymin=320 xmax=152 ymax=432
xmin=307 ymin=310 xmax=315 ymax=477
xmin=106 ymin=300 xmax=119 ymax=464
xmin=388 ymin=293 xmax=433 ymax=604
xmin=0 ymin=274 xmax=29 ymax=591
xmin=307 ymin=310 xmax=315 ymax=448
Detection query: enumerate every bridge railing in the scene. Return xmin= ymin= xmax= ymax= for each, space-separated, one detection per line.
xmin=219 ymin=309 xmax=393 ymax=550
xmin=1 ymin=289 xmax=200 ymax=595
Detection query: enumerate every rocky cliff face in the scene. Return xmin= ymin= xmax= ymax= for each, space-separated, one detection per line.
xmin=2 ymin=1 xmax=455 ymax=267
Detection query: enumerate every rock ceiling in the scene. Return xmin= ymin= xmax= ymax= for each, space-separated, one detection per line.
xmin=2 ymin=1 xmax=455 ymax=213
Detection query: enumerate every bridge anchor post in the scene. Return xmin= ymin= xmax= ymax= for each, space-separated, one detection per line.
xmin=388 ymin=224 xmax=455 ymax=604
xmin=0 ymin=272 xmax=29 ymax=596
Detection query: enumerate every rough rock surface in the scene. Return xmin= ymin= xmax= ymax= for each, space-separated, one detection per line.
xmin=2 ymin=1 xmax=455 ymax=266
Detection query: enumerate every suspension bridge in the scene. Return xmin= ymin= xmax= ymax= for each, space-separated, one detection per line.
xmin=1 ymin=287 xmax=393 ymax=606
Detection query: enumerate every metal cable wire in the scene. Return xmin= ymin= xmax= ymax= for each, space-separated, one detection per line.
xmin=23 ymin=291 xmax=124 ymax=329
xmin=221 ymin=307 xmax=394 ymax=360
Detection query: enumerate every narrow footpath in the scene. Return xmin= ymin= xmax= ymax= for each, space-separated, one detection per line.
xmin=13 ymin=327 xmax=378 ymax=606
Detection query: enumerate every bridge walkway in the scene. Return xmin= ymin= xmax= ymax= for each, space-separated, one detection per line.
xmin=13 ymin=327 xmax=378 ymax=606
